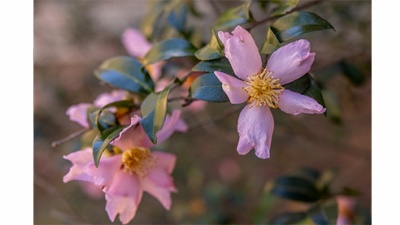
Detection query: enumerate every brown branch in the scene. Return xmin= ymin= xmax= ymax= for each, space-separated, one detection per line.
xmin=51 ymin=128 xmax=89 ymax=148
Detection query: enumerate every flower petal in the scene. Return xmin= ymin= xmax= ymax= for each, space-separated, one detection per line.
xmin=121 ymin=28 xmax=153 ymax=58
xmin=146 ymin=61 xmax=165 ymax=82
xmin=111 ymin=115 xmax=149 ymax=150
xmin=84 ymin=154 xmax=122 ymax=188
xmin=93 ymin=90 xmax=127 ymax=108
xmin=278 ymin=90 xmax=326 ymax=115
xmin=214 ymin=71 xmax=248 ymax=104
xmin=141 ymin=167 xmax=177 ymax=210
xmin=267 ymin=39 xmax=315 ymax=85
xmin=63 ymin=148 xmax=93 ymax=183
xmin=66 ymin=103 xmax=92 ymax=128
xmin=153 ymin=151 xmax=177 ymax=174
xmin=220 ymin=26 xmax=262 ymax=79
xmin=237 ymin=105 xmax=274 ymax=159
xmin=105 ymin=171 xmax=143 ymax=224
xmin=155 ymin=110 xmax=186 ymax=145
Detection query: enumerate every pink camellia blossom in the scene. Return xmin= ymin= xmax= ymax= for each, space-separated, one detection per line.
xmin=63 ymin=110 xmax=184 ymax=224
xmin=214 ymin=25 xmax=326 ymax=159
xmin=66 ymin=89 xmax=129 ymax=128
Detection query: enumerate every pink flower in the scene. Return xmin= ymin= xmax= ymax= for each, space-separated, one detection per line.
xmin=63 ymin=110 xmax=184 ymax=224
xmin=66 ymin=90 xmax=129 ymax=128
xmin=214 ymin=26 xmax=326 ymax=159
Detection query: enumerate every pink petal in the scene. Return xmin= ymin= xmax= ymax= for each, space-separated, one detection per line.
xmin=267 ymin=39 xmax=315 ymax=85
xmin=84 ymin=154 xmax=122 ymax=188
xmin=155 ymin=110 xmax=185 ymax=145
xmin=214 ymin=71 xmax=248 ymax=104
xmin=105 ymin=171 xmax=143 ymax=224
xmin=140 ymin=167 xmax=177 ymax=210
xmin=278 ymin=90 xmax=326 ymax=115
xmin=111 ymin=116 xmax=150 ymax=150
xmin=63 ymin=148 xmax=93 ymax=183
xmin=220 ymin=26 xmax=262 ymax=80
xmin=65 ymin=103 xmax=92 ymax=128
xmin=93 ymin=90 xmax=127 ymax=108
xmin=237 ymin=105 xmax=274 ymax=159
xmin=174 ymin=118 xmax=189 ymax=133
xmin=153 ymin=152 xmax=177 ymax=174
xmin=121 ymin=28 xmax=153 ymax=58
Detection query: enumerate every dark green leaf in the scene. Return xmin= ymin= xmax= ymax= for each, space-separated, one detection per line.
xmin=94 ymin=100 xmax=136 ymax=132
xmin=292 ymin=167 xmax=321 ymax=183
xmin=95 ymin=56 xmax=154 ymax=94
xmin=195 ymin=30 xmax=223 ymax=60
xmin=87 ymin=107 xmax=117 ymax=132
xmin=140 ymin=84 xmax=173 ymax=143
xmin=189 ymin=72 xmax=229 ymax=102
xmin=260 ymin=27 xmax=281 ymax=54
xmin=271 ymin=11 xmax=335 ymax=42
xmin=142 ymin=38 xmax=196 ymax=65
xmin=140 ymin=1 xmax=168 ymax=38
xmin=339 ymin=60 xmax=365 ymax=86
xmin=283 ymin=73 xmax=311 ymax=94
xmin=270 ymin=0 xmax=299 ymax=17
xmin=212 ymin=0 xmax=254 ymax=30
xmin=167 ymin=2 xmax=187 ymax=34
xmin=269 ymin=212 xmax=307 ymax=225
xmin=284 ymin=74 xmax=326 ymax=116
xmin=92 ymin=125 xmax=127 ymax=167
xmin=80 ymin=129 xmax=99 ymax=148
xmin=192 ymin=57 xmax=234 ymax=75
xmin=309 ymin=200 xmax=338 ymax=225
xmin=272 ymin=176 xmax=321 ymax=202
xmin=304 ymin=76 xmax=326 ymax=113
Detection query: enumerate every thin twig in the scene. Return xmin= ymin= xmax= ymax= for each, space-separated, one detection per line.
xmin=51 ymin=128 xmax=89 ymax=148
xmin=245 ymin=0 xmax=323 ymax=30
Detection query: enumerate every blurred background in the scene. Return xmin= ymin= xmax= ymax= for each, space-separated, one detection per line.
xmin=34 ymin=0 xmax=371 ymax=224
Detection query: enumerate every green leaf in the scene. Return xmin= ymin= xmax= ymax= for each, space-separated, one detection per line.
xmin=260 ymin=26 xmax=281 ymax=54
xmin=192 ymin=57 xmax=234 ymax=75
xmin=270 ymin=11 xmax=335 ymax=42
xmin=303 ymin=76 xmax=326 ymax=113
xmin=269 ymin=212 xmax=307 ymax=225
xmin=140 ymin=84 xmax=173 ymax=143
xmin=284 ymin=74 xmax=326 ymax=116
xmin=339 ymin=60 xmax=365 ymax=86
xmin=271 ymin=176 xmax=321 ymax=202
xmin=87 ymin=107 xmax=117 ymax=131
xmin=140 ymin=1 xmax=168 ymax=38
xmin=270 ymin=0 xmax=299 ymax=17
xmin=195 ymin=30 xmax=223 ymax=61
xmin=92 ymin=125 xmax=127 ymax=167
xmin=212 ymin=0 xmax=254 ymax=30
xmin=167 ymin=1 xmax=188 ymax=34
xmin=283 ymin=73 xmax=312 ymax=94
xmin=95 ymin=100 xmax=136 ymax=133
xmin=189 ymin=72 xmax=229 ymax=102
xmin=142 ymin=38 xmax=196 ymax=65
xmin=95 ymin=56 xmax=154 ymax=94
xmin=80 ymin=129 xmax=99 ymax=148
xmin=309 ymin=200 xmax=338 ymax=225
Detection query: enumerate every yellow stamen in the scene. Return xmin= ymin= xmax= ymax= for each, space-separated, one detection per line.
xmin=122 ymin=147 xmax=157 ymax=177
xmin=242 ymin=68 xmax=284 ymax=108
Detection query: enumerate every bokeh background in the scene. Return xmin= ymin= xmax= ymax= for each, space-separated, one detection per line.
xmin=34 ymin=0 xmax=371 ymax=224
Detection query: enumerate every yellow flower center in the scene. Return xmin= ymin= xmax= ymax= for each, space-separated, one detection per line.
xmin=242 ymin=68 xmax=284 ymax=108
xmin=122 ymin=147 xmax=157 ymax=177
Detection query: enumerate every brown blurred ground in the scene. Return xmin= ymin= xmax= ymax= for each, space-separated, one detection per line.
xmin=34 ymin=1 xmax=371 ymax=224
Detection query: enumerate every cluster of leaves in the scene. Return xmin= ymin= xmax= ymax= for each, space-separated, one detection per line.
xmin=265 ymin=168 xmax=370 ymax=225
xmin=81 ymin=0 xmax=337 ymax=169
